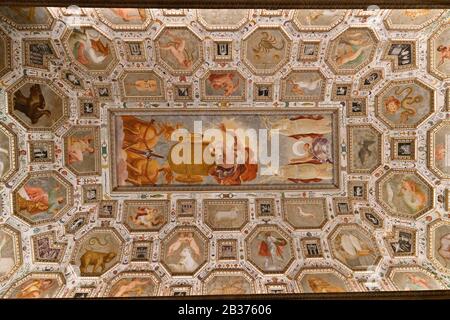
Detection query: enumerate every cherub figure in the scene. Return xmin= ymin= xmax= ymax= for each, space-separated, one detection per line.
xmin=437 ymin=45 xmax=450 ymax=67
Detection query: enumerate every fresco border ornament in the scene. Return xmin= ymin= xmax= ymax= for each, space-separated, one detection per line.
xmin=31 ymin=230 xmax=68 ymax=264
xmin=382 ymin=39 xmax=417 ymax=73
xmin=22 ymin=38 xmax=58 ymax=71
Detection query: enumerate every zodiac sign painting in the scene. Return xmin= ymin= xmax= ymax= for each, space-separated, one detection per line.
xmin=376 ymin=80 xmax=435 ymax=129
xmin=161 ymin=227 xmax=208 ymax=276
xmin=376 ymin=170 xmax=433 ymax=219
xmin=8 ymin=78 xmax=68 ymax=131
xmin=155 ymin=27 xmax=203 ymax=75
xmin=109 ymin=109 xmax=339 ymax=192
xmin=3 ymin=273 xmax=65 ymax=298
xmin=327 ymin=28 xmax=377 ymax=75
xmin=429 ymin=23 xmax=450 ymax=80
xmin=12 ymin=171 xmax=73 ymax=226
xmin=246 ymin=225 xmax=294 ymax=274
xmin=242 ymin=27 xmax=291 ymax=75
xmin=328 ymin=224 xmax=381 ymax=271
xmin=64 ymin=27 xmax=117 ymax=74
xmin=71 ymin=228 xmax=123 ymax=277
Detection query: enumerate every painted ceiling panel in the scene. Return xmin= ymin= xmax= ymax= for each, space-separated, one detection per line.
xmin=0 ymin=7 xmax=449 ymax=298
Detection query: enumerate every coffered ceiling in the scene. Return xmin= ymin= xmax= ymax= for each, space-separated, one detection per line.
xmin=0 ymin=7 xmax=449 ymax=298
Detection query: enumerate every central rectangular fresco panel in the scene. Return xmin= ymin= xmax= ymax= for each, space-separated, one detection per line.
xmin=109 ymin=108 xmax=339 ymax=191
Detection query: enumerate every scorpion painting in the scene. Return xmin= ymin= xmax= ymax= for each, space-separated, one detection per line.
xmin=0 ymin=5 xmax=449 ymax=299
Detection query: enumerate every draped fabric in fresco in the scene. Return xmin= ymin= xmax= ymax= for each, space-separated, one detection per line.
xmin=0 ymin=7 xmax=449 ymax=298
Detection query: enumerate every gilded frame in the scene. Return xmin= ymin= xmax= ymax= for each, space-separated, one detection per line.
xmin=108 ymin=107 xmax=340 ymax=192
